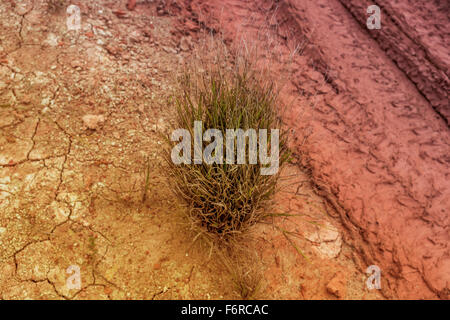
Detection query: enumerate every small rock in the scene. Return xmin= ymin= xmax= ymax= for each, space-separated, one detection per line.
xmin=82 ymin=114 xmax=105 ymax=130
xmin=104 ymin=287 xmax=113 ymax=295
xmin=129 ymin=30 xmax=142 ymax=43
xmin=15 ymin=3 xmax=32 ymax=16
xmin=127 ymin=0 xmax=137 ymax=11
xmin=106 ymin=44 xmax=121 ymax=56
xmin=113 ymin=10 xmax=127 ymax=18
xmin=326 ymin=272 xmax=347 ymax=298
xmin=0 ymin=227 xmax=6 ymax=235
xmin=319 ymin=225 xmax=339 ymax=242
xmin=45 ymin=33 xmax=59 ymax=47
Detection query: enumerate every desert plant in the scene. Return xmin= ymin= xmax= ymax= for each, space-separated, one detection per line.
xmin=164 ymin=59 xmax=290 ymax=240
xmin=142 ymin=156 xmax=151 ymax=203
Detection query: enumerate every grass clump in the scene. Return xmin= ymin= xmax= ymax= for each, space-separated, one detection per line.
xmin=46 ymin=0 xmax=68 ymax=12
xmin=165 ymin=59 xmax=289 ymax=240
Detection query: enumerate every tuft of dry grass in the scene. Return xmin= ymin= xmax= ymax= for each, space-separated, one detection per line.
xmin=164 ymin=53 xmax=290 ymax=240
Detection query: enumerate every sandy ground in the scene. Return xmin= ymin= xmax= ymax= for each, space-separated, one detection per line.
xmin=0 ymin=0 xmax=386 ymax=300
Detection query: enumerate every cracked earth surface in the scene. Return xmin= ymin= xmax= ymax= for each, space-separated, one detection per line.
xmin=0 ymin=0 xmax=384 ymax=299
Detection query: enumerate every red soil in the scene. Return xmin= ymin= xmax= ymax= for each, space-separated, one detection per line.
xmin=169 ymin=0 xmax=449 ymax=299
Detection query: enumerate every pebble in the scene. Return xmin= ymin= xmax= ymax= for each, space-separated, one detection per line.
xmin=162 ymin=46 xmax=177 ymax=54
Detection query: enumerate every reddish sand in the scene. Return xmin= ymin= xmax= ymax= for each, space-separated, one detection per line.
xmin=170 ymin=0 xmax=449 ymax=299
